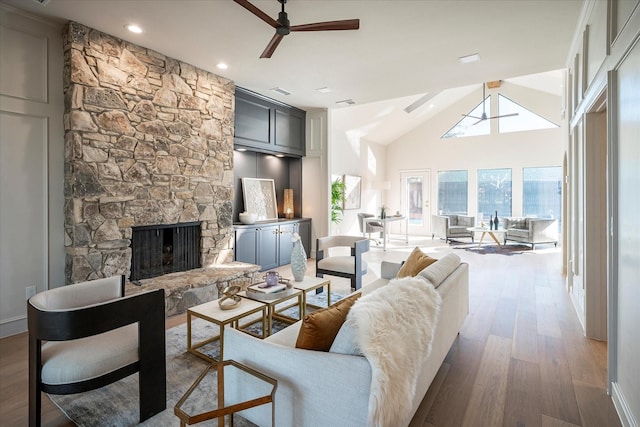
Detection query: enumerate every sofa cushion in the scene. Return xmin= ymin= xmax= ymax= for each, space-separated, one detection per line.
xmin=295 ymin=292 xmax=361 ymax=351
xmin=396 ymin=247 xmax=437 ymax=278
xmin=418 ymin=253 xmax=461 ymax=288
xmin=510 ymin=218 xmax=527 ymax=229
xmin=317 ymin=256 xmax=367 ymax=275
xmin=41 ymin=323 xmax=138 ymax=385
xmin=329 ymin=321 xmax=363 ymax=356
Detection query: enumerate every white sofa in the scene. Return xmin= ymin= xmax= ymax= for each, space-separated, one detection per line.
xmin=224 ymin=253 xmax=469 ymax=427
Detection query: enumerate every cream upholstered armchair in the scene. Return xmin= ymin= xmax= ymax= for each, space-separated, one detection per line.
xmin=503 ymin=217 xmax=558 ymax=249
xmin=316 ymin=235 xmax=370 ymax=291
xmin=28 ymin=276 xmax=166 ymax=427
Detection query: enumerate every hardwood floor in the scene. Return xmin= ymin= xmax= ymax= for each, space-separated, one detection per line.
xmin=0 ymin=238 xmax=621 ymax=426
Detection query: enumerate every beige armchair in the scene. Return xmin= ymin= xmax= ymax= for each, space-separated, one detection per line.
xmin=28 ymin=276 xmax=166 ymax=427
xmin=503 ymin=217 xmax=558 ymax=249
xmin=316 ymin=235 xmax=370 ymax=291
xmin=431 ymin=214 xmax=475 ymax=243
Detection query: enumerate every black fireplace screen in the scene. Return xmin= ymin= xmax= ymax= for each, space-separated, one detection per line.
xmin=130 ymin=222 xmax=201 ymax=281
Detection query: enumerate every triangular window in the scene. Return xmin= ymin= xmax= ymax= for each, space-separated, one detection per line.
xmin=441 ymin=95 xmax=491 ymax=138
xmin=498 ymin=94 xmax=559 ymax=133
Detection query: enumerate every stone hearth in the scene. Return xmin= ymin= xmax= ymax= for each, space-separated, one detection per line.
xmin=125 ymin=262 xmax=260 ymax=316
xmin=62 ymin=22 xmax=236 ymax=284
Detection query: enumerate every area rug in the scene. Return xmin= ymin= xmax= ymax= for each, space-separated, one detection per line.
xmin=48 ymin=291 xmax=344 ymax=427
xmin=453 ymin=243 xmax=531 ymax=255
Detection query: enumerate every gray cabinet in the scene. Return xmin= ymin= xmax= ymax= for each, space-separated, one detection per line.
xmin=234 ymin=219 xmax=311 ymax=272
xmin=234 ymin=87 xmax=306 ymax=157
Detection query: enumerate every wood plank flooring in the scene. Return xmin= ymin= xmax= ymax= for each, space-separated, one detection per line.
xmin=0 ymin=239 xmax=621 ymax=426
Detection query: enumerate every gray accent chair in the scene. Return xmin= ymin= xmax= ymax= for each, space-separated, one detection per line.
xmin=357 ymin=213 xmax=384 ymax=245
xmin=28 ymin=276 xmax=166 ymax=427
xmin=316 ymin=235 xmax=370 ymax=291
xmin=503 ymin=217 xmax=558 ymax=249
xmin=431 ymin=214 xmax=475 ymax=243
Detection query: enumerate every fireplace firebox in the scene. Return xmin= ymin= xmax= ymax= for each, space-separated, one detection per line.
xmin=131 ymin=222 xmax=201 ymax=281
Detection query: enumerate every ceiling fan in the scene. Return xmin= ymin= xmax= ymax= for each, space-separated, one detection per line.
xmin=234 ymin=0 xmax=360 ymax=58
xmin=462 ymin=83 xmax=519 ymax=125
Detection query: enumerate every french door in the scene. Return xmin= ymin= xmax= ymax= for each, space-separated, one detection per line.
xmin=400 ymin=170 xmax=431 ymax=236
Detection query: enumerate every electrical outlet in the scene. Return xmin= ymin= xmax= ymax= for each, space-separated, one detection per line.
xmin=26 ymin=285 xmax=37 ymax=300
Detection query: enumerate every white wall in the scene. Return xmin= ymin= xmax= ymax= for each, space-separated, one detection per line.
xmin=0 ymin=6 xmax=65 ymax=337
xmin=329 ymin=109 xmax=388 ymax=237
xmin=384 ymin=82 xmax=563 ymax=235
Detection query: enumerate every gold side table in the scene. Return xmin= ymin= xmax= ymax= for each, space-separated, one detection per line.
xmin=291 ymin=276 xmax=332 ymax=317
xmin=238 ymin=288 xmax=303 ymax=336
xmin=175 ymin=360 xmax=277 ymax=427
xmin=187 ymin=298 xmax=267 ymax=363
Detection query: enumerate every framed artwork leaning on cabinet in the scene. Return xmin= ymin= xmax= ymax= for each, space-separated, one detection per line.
xmin=242 ymin=178 xmax=278 ymax=221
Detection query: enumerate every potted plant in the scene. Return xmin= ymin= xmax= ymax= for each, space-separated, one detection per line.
xmin=330 ymin=178 xmax=346 ymax=224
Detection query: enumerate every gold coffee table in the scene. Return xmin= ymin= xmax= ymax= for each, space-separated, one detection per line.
xmin=187 ymin=298 xmax=267 ymax=363
xmin=175 ymin=359 xmax=277 ymax=427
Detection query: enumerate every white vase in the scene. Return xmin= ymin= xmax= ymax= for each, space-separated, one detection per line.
xmin=290 ymin=238 xmax=307 ymax=281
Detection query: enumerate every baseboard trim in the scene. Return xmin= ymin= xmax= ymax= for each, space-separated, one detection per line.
xmin=611 ymin=381 xmax=638 ymax=427
xmin=0 ymin=316 xmax=27 ymax=338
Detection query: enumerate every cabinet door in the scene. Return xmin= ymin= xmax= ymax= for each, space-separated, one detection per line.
xmin=234 ymin=93 xmax=272 ymax=149
xmin=257 ymin=225 xmax=279 ymax=271
xmin=235 ymin=227 xmax=258 ymax=265
xmin=298 ymin=220 xmax=311 ymax=257
xmin=274 ymin=107 xmax=305 ymax=156
xmin=278 ymin=223 xmax=296 ymax=266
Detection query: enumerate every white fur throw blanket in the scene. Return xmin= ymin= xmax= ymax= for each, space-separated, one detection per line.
xmin=347 ymin=276 xmax=442 ymax=427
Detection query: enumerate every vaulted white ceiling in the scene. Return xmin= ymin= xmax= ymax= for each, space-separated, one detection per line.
xmin=2 ymin=0 xmax=582 ymax=143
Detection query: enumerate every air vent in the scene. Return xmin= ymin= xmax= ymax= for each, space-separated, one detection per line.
xmin=270 ymin=87 xmax=292 ymax=96
xmin=336 ymin=99 xmax=356 ymax=105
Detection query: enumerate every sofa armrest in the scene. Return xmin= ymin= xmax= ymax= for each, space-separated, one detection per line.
xmin=224 ymin=328 xmax=371 ymax=427
xmin=530 ymin=218 xmax=558 ymax=242
xmin=432 ymin=215 xmax=449 ymax=238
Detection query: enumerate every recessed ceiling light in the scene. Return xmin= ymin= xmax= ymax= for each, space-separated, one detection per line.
xmin=217 ymin=63 xmax=228 ymax=70
xmin=275 ymin=154 xmax=285 ymax=158
xmin=316 ymin=87 xmax=332 ymax=93
xmin=458 ymin=53 xmax=480 ymax=64
xmin=125 ymin=24 xmax=142 ymax=34
xmin=235 ymin=148 xmax=247 ymax=152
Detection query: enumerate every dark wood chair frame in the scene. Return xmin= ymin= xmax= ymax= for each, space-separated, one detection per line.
xmin=316 ymin=237 xmax=370 ymax=291
xmin=28 ymin=276 xmax=166 ymax=427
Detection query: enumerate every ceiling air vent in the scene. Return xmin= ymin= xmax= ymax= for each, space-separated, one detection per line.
xmin=270 ymin=87 xmax=292 ymax=96
xmin=336 ymin=99 xmax=356 ymax=106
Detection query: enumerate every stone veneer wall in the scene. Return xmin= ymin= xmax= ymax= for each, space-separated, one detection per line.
xmin=63 ymin=22 xmax=235 ymax=283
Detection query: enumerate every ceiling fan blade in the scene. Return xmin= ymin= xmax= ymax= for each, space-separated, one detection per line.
xmin=462 ymin=114 xmax=483 ymax=120
xmin=488 ymin=113 xmax=520 ymax=119
xmin=233 ymin=0 xmax=279 ymax=28
xmin=472 ymin=118 xmax=485 ymax=126
xmin=290 ymin=19 xmax=360 ymax=32
xmin=260 ymin=33 xmax=285 ymax=58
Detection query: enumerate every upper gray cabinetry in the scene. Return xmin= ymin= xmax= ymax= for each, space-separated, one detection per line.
xmin=234 ymin=87 xmax=306 ymax=157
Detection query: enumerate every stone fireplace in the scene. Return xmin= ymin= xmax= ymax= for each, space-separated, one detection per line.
xmin=63 ymin=22 xmax=236 ymax=284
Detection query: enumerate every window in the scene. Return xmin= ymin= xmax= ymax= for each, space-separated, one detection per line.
xmin=498 ymin=94 xmax=559 ymax=133
xmin=477 ymin=168 xmax=512 ymax=220
xmin=523 ymin=166 xmax=562 ymax=227
xmin=437 ymin=170 xmax=468 ymax=215
xmin=442 ymin=96 xmax=491 ymax=138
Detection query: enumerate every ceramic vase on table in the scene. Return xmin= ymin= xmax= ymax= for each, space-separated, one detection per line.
xmin=291 ymin=233 xmax=307 ymax=282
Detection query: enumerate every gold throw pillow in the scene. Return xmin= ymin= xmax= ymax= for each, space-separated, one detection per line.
xmin=396 ymin=246 xmax=437 ymax=278
xmin=295 ymin=292 xmax=361 ymax=351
